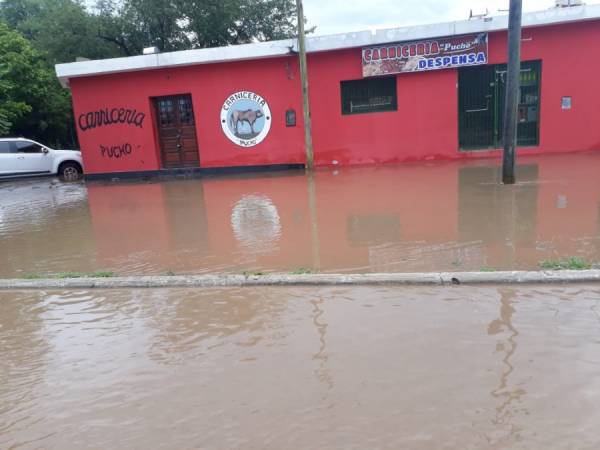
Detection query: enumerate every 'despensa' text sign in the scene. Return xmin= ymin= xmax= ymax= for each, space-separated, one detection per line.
xmin=362 ymin=33 xmax=488 ymax=77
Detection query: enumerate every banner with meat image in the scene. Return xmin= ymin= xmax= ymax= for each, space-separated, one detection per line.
xmin=362 ymin=33 xmax=488 ymax=77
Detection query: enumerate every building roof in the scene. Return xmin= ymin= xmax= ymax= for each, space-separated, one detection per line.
xmin=55 ymin=4 xmax=600 ymax=88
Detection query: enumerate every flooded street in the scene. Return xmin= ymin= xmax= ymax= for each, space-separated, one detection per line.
xmin=2 ymin=153 xmax=600 ymax=276
xmin=2 ymin=155 xmax=600 ymax=448
xmin=1 ymin=285 xmax=600 ymax=449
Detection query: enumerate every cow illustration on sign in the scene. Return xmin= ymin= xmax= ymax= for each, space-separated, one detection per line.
xmin=221 ymin=91 xmax=271 ymax=147
xmin=230 ymin=109 xmax=264 ymax=137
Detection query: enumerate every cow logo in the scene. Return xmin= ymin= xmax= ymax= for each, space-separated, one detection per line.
xmin=221 ymin=91 xmax=271 ymax=147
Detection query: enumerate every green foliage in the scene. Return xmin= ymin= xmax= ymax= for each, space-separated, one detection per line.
xmin=291 ymin=267 xmax=315 ymax=274
xmin=95 ymin=0 xmax=191 ymax=55
xmin=0 ymin=115 xmax=10 ymax=135
xmin=0 ymin=21 xmax=71 ymax=144
xmin=90 ymin=271 xmax=116 ymax=278
xmin=1 ymin=0 xmax=305 ymax=60
xmin=0 ymin=22 xmax=38 ymax=135
xmin=1 ymin=0 xmax=122 ymax=63
xmin=55 ymin=271 xmax=86 ymax=278
xmin=184 ymin=0 xmax=300 ymax=48
xmin=23 ymin=273 xmax=42 ymax=279
xmin=94 ymin=0 xmax=303 ymax=55
xmin=539 ymin=257 xmax=591 ymax=270
xmin=243 ymin=271 xmax=266 ymax=277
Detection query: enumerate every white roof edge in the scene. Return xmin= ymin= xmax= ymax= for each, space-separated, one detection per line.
xmin=56 ymin=4 xmax=600 ymax=88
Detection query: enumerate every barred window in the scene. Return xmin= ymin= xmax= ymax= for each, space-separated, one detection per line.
xmin=341 ymin=77 xmax=397 ymax=115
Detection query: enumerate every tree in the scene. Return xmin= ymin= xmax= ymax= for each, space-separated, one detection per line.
xmin=184 ymin=0 xmax=298 ymax=48
xmin=95 ymin=0 xmax=191 ymax=55
xmin=1 ymin=0 xmax=122 ymax=64
xmin=1 ymin=0 xmax=306 ymax=61
xmin=0 ymin=21 xmax=36 ymax=136
xmin=95 ymin=0 xmax=302 ymax=55
xmin=0 ymin=22 xmax=71 ymax=144
xmin=0 ymin=0 xmax=42 ymax=29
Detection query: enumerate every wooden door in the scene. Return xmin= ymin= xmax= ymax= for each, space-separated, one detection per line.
xmin=154 ymin=95 xmax=200 ymax=168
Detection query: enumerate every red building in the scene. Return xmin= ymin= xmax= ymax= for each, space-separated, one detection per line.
xmin=55 ymin=5 xmax=600 ymax=179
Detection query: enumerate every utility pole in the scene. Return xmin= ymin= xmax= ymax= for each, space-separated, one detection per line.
xmin=296 ymin=0 xmax=314 ymax=170
xmin=502 ymin=0 xmax=523 ymax=184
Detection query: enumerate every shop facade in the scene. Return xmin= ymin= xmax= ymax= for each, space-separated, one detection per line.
xmin=55 ymin=5 xmax=600 ymax=177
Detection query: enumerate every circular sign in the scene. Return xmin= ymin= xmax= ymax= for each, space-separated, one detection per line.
xmin=221 ymin=91 xmax=271 ymax=147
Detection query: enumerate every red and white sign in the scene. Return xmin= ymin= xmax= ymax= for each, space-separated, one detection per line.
xmin=362 ymin=33 xmax=488 ymax=77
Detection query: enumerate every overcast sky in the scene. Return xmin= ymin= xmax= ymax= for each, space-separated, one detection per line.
xmin=302 ymin=0 xmax=599 ymax=35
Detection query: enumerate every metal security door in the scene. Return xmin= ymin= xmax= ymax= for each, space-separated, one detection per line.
xmin=495 ymin=60 xmax=541 ymax=148
xmin=155 ymin=95 xmax=200 ymax=169
xmin=459 ymin=61 xmax=541 ymax=150
xmin=458 ymin=65 xmax=496 ymax=149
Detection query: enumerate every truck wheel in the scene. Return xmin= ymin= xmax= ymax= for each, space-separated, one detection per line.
xmin=59 ymin=162 xmax=82 ymax=181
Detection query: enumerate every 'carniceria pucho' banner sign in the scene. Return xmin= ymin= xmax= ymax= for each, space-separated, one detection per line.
xmin=362 ymin=33 xmax=488 ymax=77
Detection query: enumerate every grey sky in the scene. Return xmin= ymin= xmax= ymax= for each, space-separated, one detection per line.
xmin=303 ymin=0 xmax=599 ymax=35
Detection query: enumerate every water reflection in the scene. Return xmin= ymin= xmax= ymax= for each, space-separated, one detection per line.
xmin=231 ymin=194 xmax=282 ymax=253
xmin=2 ymin=153 xmax=600 ymax=276
xmin=0 ymin=291 xmax=50 ymax=441
xmin=487 ymin=289 xmax=527 ymax=445
xmin=2 ymin=286 xmax=600 ymax=449
xmin=145 ymin=288 xmax=288 ymax=364
xmin=459 ymin=165 xmax=538 ymax=269
xmin=310 ymin=296 xmax=333 ymax=389
xmin=0 ymin=180 xmax=94 ymax=276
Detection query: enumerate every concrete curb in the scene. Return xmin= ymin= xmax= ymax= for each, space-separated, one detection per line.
xmin=1 ymin=270 xmax=600 ymax=290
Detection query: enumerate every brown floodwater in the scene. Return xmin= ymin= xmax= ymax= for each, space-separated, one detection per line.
xmin=2 ymin=152 xmax=600 ymax=276
xmin=1 ymin=285 xmax=600 ymax=449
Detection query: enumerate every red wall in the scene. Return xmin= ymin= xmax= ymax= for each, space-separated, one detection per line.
xmin=71 ymin=57 xmax=306 ymax=174
xmin=308 ymin=20 xmax=600 ymax=165
xmin=308 ymin=49 xmax=458 ymax=165
xmin=69 ymin=20 xmax=600 ymax=175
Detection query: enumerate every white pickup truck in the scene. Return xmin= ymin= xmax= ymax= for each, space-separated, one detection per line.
xmin=0 ymin=137 xmax=84 ymax=181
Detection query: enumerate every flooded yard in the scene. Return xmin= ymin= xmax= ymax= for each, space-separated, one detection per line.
xmin=1 ymin=285 xmax=600 ymax=449
xmin=2 ymin=153 xmax=600 ymax=277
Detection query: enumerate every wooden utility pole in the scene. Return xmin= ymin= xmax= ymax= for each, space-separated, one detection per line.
xmin=502 ymin=0 xmax=523 ymax=184
xmin=296 ymin=0 xmax=314 ymax=170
